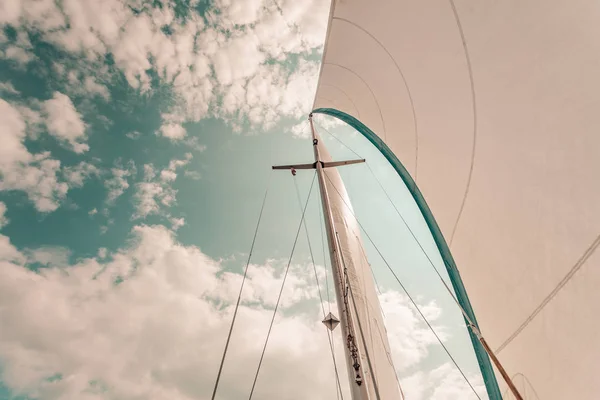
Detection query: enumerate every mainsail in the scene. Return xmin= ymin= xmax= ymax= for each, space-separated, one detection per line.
xmin=312 ymin=0 xmax=600 ymax=399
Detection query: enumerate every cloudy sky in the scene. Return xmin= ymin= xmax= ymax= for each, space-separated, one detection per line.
xmin=0 ymin=0 xmax=488 ymax=399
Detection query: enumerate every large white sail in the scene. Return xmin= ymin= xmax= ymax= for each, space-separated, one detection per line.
xmin=313 ymin=0 xmax=600 ymax=399
xmin=315 ymin=129 xmax=403 ymax=400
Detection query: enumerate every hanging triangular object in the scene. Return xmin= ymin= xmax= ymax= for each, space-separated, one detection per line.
xmin=322 ymin=312 xmax=340 ymax=331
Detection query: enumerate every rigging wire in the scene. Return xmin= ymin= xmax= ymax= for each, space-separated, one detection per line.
xmin=248 ymin=172 xmax=317 ymax=400
xmin=318 ymin=122 xmax=479 ymax=331
xmin=315 ymin=121 xmax=363 ymax=160
xmin=292 ymin=177 xmax=344 ymax=400
xmin=323 ymin=172 xmax=482 ymax=400
xmin=211 ymin=172 xmax=273 ymax=400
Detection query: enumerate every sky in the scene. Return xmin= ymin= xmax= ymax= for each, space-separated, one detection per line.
xmin=0 ymin=0 xmax=489 ymax=399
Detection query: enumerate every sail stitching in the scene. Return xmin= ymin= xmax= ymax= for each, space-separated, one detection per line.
xmin=320 ymin=83 xmax=362 ymax=120
xmin=496 ymin=232 xmax=600 ymax=353
xmin=447 ymin=0 xmax=479 ymax=247
xmin=324 ymin=62 xmax=387 ymax=143
xmin=331 ymin=16 xmax=419 ymax=181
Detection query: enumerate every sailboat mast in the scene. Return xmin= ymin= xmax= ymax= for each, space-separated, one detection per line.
xmin=309 ymin=115 xmax=371 ymax=400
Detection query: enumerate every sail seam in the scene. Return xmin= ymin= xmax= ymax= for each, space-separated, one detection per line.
xmin=331 ymin=16 xmax=419 ymax=181
xmin=496 ymin=231 xmax=600 ymax=353
xmin=447 ymin=0 xmax=479 ymax=248
xmin=323 ymin=63 xmax=387 ymax=142
xmin=320 ymin=83 xmax=362 ymax=119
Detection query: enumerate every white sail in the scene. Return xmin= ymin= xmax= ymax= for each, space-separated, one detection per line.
xmin=313 ymin=0 xmax=600 ymax=399
xmin=315 ymin=130 xmax=403 ymax=400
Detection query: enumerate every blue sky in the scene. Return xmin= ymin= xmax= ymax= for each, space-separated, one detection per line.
xmin=0 ymin=0 xmax=487 ymax=399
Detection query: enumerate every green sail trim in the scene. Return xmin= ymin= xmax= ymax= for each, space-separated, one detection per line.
xmin=312 ymin=107 xmax=502 ymax=400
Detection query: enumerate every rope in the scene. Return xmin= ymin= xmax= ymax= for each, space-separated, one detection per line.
xmin=211 ymin=172 xmax=272 ymax=400
xmin=248 ymin=172 xmax=317 ymax=399
xmin=292 ymin=177 xmax=344 ymax=400
xmin=323 ymin=172 xmax=482 ymax=400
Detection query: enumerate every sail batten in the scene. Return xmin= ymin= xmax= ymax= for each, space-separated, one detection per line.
xmin=313 ymin=1 xmax=600 ymax=398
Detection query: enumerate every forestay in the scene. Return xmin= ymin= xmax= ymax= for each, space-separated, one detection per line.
xmin=313 ymin=0 xmax=600 ymax=399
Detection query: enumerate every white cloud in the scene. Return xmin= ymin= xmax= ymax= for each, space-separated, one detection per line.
xmin=170 ymin=216 xmax=185 ymax=231
xmin=0 ymin=224 xmax=458 ymax=400
xmin=24 ymin=246 xmax=70 ymax=267
xmin=43 ymin=92 xmax=88 ymax=153
xmin=0 ymin=202 xmax=8 ymax=228
xmin=83 ymin=76 xmax=110 ymax=101
xmin=105 ymin=162 xmax=136 ymax=204
xmin=126 ymin=131 xmax=141 ymax=140
xmin=88 ymin=208 xmax=98 ymax=216
xmin=2 ymin=0 xmax=331 ymax=132
xmin=0 ymin=0 xmax=22 ymax=25
xmin=0 ymin=100 xmax=69 ymax=212
xmin=212 ymin=34 xmax=265 ymax=86
xmin=381 ymin=292 xmax=446 ymax=371
xmin=0 ymin=81 xmax=19 ymax=94
xmin=133 ymin=181 xmax=175 ymax=219
xmin=289 ymin=120 xmax=310 ymax=139
xmin=133 ymin=154 xmax=193 ymax=219
xmin=97 ymin=247 xmax=108 ymax=259
xmin=160 ymin=170 xmax=178 ymax=182
xmin=0 ymin=99 xmax=30 ymax=166
xmin=215 ymin=0 xmax=265 ymax=26
xmin=63 ymin=162 xmax=100 ymax=188
xmin=402 ymin=363 xmax=486 ymax=400
xmin=1 ymin=30 xmax=35 ymax=65
xmin=159 ymin=123 xmax=186 ymax=140
xmin=218 ymin=60 xmax=320 ymax=130
xmin=184 ymin=170 xmax=202 ymax=180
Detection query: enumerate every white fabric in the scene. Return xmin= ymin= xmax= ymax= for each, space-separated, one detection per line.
xmin=319 ymin=136 xmax=403 ymax=399
xmin=314 ymin=1 xmax=600 ymax=399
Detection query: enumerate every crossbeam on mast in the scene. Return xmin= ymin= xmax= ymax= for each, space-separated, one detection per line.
xmin=272 ymin=159 xmax=365 ymax=171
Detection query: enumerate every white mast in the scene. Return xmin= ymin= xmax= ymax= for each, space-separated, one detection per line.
xmin=272 ymin=115 xmax=402 ymax=399
xmin=309 ymin=114 xmax=404 ymax=400
xmin=309 ymin=115 xmax=372 ymax=400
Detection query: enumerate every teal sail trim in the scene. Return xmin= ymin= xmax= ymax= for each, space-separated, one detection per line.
xmin=312 ymin=107 xmax=503 ymax=400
